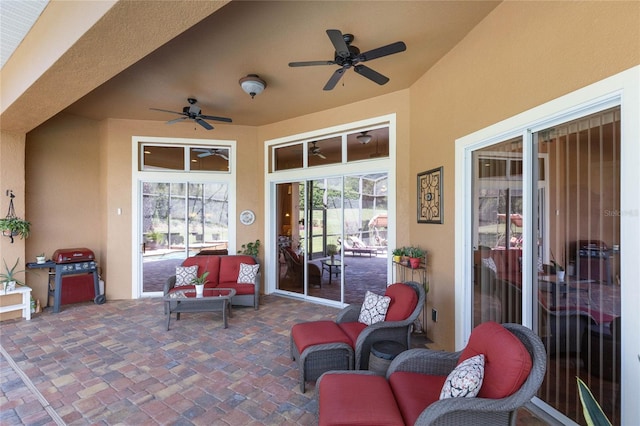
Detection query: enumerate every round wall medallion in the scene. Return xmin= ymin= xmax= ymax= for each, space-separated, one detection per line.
xmin=240 ymin=210 xmax=255 ymax=225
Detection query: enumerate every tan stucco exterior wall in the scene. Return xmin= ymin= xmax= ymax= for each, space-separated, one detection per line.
xmin=16 ymin=2 xmax=640 ymax=351
xmin=408 ymin=0 xmax=639 ymax=349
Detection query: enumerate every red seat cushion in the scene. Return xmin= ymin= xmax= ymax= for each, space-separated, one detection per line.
xmin=384 ymin=283 xmax=419 ymax=321
xmin=459 ymin=321 xmax=532 ymax=399
xmin=389 ymin=371 xmax=447 ymax=426
xmin=318 ymin=373 xmax=404 ymax=426
xmin=337 ymin=321 xmax=367 ymax=346
xmin=292 ymin=321 xmax=351 ymax=354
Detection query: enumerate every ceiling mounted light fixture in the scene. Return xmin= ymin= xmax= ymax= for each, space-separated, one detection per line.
xmin=357 ymin=131 xmax=372 ymax=144
xmin=239 ymin=74 xmax=266 ymax=99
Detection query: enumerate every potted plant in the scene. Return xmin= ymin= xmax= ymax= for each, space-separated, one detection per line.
xmin=238 ymin=239 xmax=261 ymax=256
xmin=326 ymin=243 xmax=339 ymax=262
xmin=406 ymin=246 xmax=425 ymax=269
xmin=551 ymin=249 xmax=566 ymax=281
xmin=191 ymin=271 xmax=209 ymax=296
xmin=392 ymin=247 xmax=405 ymax=263
xmin=0 ymin=217 xmax=31 ymax=243
xmin=1 ymin=258 xmax=27 ymax=293
xmin=146 ymin=230 xmax=164 ymax=249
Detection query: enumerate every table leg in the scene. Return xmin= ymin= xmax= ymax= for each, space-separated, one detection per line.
xmin=223 ymin=300 xmax=228 ymax=328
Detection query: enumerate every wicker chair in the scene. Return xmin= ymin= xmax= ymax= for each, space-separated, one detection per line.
xmin=317 ymin=322 xmax=547 ymax=425
xmin=291 ymin=281 xmax=425 ymax=392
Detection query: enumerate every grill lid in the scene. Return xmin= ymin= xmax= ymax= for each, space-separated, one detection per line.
xmin=52 ymin=248 xmax=95 ymax=264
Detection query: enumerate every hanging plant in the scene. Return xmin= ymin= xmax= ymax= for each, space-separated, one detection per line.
xmin=1 ymin=191 xmax=30 ymax=243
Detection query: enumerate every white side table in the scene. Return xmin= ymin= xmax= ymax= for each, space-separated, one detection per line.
xmin=0 ymin=286 xmax=32 ymax=320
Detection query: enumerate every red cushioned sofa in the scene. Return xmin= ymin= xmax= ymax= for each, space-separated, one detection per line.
xmin=164 ymin=254 xmax=260 ymax=309
xmin=317 ymin=322 xmax=546 ymax=426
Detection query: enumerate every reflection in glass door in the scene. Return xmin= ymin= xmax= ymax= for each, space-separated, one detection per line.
xmin=140 ymin=181 xmax=228 ymax=294
xmin=469 ymin=107 xmax=621 ymax=424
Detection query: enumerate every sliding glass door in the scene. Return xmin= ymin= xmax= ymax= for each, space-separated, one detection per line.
xmin=275 ymin=174 xmax=388 ymax=304
xmin=469 ymin=107 xmax=621 ymax=424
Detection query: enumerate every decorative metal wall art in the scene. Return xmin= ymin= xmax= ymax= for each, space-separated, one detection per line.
xmin=417 ymin=167 xmax=443 ymax=224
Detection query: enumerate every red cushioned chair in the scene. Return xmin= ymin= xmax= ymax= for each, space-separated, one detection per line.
xmin=290 ymin=281 xmax=425 ymax=392
xmin=317 ymin=322 xmax=547 ymax=425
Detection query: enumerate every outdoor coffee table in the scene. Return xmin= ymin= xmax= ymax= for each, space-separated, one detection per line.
xmin=164 ymin=288 xmax=236 ymax=330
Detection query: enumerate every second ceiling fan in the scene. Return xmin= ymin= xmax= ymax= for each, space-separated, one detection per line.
xmin=150 ymin=98 xmax=232 ymax=130
xmin=289 ymin=29 xmax=406 ymax=91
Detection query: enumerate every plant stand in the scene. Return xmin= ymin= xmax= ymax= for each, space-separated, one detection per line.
xmin=0 ymin=286 xmax=32 ymax=320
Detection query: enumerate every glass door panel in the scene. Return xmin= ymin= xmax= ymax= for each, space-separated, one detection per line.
xmin=142 ymin=182 xmax=187 ymax=293
xmin=472 ymin=138 xmax=524 ymax=327
xmin=277 ymin=181 xmax=305 ymax=294
xmin=343 ymin=174 xmax=388 ymax=304
xmin=535 ymin=108 xmax=621 ymax=424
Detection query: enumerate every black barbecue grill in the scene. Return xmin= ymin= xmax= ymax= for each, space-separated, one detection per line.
xmin=28 ymin=247 xmax=105 ymax=313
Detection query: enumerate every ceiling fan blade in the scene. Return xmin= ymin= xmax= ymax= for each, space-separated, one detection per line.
xmin=167 ymin=117 xmax=188 ymax=125
xmin=326 ymin=29 xmax=350 ymax=58
xmin=216 ymin=153 xmax=229 ymax=161
xmin=150 ymin=107 xmax=185 ymax=116
xmin=195 ymin=118 xmax=213 ymax=130
xmin=197 ymin=152 xmax=213 ymax=158
xmin=323 ymin=67 xmax=346 ymax=90
xmin=289 ymin=60 xmax=336 ymax=67
xmin=199 ymin=114 xmax=232 ymax=123
xmin=317 ymin=153 xmax=327 ymax=160
xmin=359 ymin=41 xmax=406 ymax=62
xmin=354 ymin=64 xmax=389 ymax=85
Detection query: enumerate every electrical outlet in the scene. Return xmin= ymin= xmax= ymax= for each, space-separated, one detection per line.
xmin=432 ymin=308 xmax=438 ymax=322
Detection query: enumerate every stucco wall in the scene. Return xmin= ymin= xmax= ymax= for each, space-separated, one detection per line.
xmin=408 ymin=0 xmax=639 ymax=349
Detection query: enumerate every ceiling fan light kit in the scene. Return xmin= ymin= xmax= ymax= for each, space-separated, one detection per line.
xmin=357 ymin=132 xmax=372 ymax=144
xmin=239 ymin=74 xmax=266 ymax=98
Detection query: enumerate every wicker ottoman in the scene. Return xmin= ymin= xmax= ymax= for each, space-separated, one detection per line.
xmin=291 ymin=321 xmax=354 ymax=392
xmin=368 ymin=340 xmax=406 ymax=375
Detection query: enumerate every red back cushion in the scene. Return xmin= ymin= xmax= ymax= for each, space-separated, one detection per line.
xmin=384 ymin=283 xmax=418 ymax=321
xmin=182 ymin=256 xmax=221 ymax=285
xmin=219 ymin=255 xmax=256 ymax=283
xmin=459 ymin=321 xmax=532 ymax=399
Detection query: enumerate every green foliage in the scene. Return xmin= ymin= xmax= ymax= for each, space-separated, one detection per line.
xmin=577 ymin=377 xmax=611 ymax=426
xmin=191 ymin=271 xmax=210 ymax=285
xmin=238 ymin=239 xmax=261 ymax=256
xmin=326 ymin=244 xmax=339 ymax=256
xmin=406 ymin=246 xmax=425 ymax=258
xmin=1 ymin=258 xmax=27 ymax=286
xmin=146 ymin=230 xmax=164 ymax=243
xmin=392 ymin=247 xmax=405 ymax=256
xmin=0 ymin=217 xmax=31 ymax=240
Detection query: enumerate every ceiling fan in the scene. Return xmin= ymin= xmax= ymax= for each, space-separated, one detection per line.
xmin=289 ymin=29 xmax=406 ymax=91
xmin=193 ymin=148 xmax=229 ymax=160
xmin=149 ymin=98 xmax=232 ymax=130
xmin=309 ymin=141 xmax=326 ymax=159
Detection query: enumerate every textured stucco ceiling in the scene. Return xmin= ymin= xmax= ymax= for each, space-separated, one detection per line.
xmin=2 ymin=1 xmax=502 ymax=132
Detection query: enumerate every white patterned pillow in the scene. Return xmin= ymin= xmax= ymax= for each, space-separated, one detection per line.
xmin=358 ymin=291 xmax=391 ymax=325
xmin=175 ymin=265 xmax=198 ymax=286
xmin=481 ymin=257 xmax=497 ymax=274
xmin=440 ymin=354 xmax=485 ymax=399
xmin=237 ymin=263 xmax=259 ymax=284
